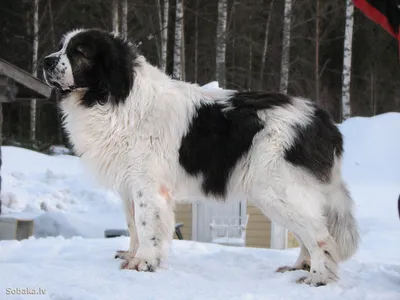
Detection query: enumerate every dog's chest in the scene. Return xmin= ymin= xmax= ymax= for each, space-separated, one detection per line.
xmin=62 ymin=105 xmax=149 ymax=190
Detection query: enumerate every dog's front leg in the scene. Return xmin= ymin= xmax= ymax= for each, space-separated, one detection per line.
xmin=114 ymin=196 xmax=139 ymax=260
xmin=120 ymin=186 xmax=175 ymax=272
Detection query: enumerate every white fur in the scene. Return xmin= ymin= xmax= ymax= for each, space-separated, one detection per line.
xmin=54 ymin=30 xmax=359 ymax=283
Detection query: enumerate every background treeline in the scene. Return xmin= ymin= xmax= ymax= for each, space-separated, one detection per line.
xmin=0 ymin=0 xmax=399 ymax=147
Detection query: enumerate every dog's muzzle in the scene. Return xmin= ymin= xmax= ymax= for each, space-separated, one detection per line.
xmin=43 ymin=56 xmax=59 ymax=72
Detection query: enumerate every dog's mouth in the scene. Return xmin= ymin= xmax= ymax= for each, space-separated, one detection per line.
xmin=44 ymin=72 xmax=88 ymax=98
xmin=43 ymin=72 xmax=74 ymax=93
xmin=47 ymin=79 xmax=77 ymax=95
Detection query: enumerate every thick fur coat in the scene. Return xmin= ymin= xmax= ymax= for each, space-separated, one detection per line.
xmin=43 ymin=28 xmax=360 ymax=286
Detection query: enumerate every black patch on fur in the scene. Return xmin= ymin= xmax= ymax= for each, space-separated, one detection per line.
xmin=284 ymin=108 xmax=343 ymax=182
xmin=142 ymin=260 xmax=155 ymax=272
xmin=141 ymin=221 xmax=146 ymax=226
xmin=137 ymin=190 xmax=143 ymax=198
xmin=179 ymin=92 xmax=291 ymax=198
xmin=151 ymin=236 xmax=159 ymax=247
xmin=146 ymin=262 xmax=155 ymax=272
xmin=64 ymin=29 xmax=137 ymax=107
xmin=230 ymin=91 xmax=291 ymax=109
xmin=302 ymin=262 xmax=311 ymax=272
xmin=139 ymin=202 xmax=146 ymax=208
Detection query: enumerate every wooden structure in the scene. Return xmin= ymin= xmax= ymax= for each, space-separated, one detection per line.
xmin=0 ymin=57 xmax=52 ymax=215
xmin=0 ymin=58 xmax=51 ymax=103
xmin=175 ymin=202 xmax=299 ymax=249
xmin=0 ymin=216 xmax=34 ymax=240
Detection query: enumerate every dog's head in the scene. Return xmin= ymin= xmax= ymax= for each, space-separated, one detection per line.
xmin=43 ymin=29 xmax=136 ymax=107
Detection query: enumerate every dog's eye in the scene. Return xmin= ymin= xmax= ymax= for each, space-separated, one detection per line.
xmin=75 ymin=46 xmax=89 ymax=58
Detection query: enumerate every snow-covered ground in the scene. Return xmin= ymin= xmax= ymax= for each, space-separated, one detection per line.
xmin=0 ymin=112 xmax=400 ymax=299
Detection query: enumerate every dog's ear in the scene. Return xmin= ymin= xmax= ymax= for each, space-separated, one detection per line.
xmin=99 ymin=36 xmax=135 ymax=104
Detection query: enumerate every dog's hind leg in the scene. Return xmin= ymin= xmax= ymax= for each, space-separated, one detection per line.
xmin=275 ymin=233 xmax=310 ymax=273
xmin=253 ymin=184 xmax=340 ymax=286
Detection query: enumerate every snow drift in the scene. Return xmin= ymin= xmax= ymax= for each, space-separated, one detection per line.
xmin=0 ymin=112 xmax=399 ymax=299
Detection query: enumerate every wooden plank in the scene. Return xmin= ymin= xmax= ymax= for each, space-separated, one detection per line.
xmin=247 ymin=218 xmax=271 ymax=224
xmin=248 ymin=214 xmax=270 ymax=222
xmin=287 ymin=231 xmax=300 ymax=248
xmin=246 ymin=231 xmax=271 ymax=238
xmin=247 ymin=225 xmax=271 ymax=232
xmin=174 ymin=204 xmax=192 ymax=240
xmin=246 ymin=237 xmax=270 ymax=248
xmin=0 ymin=95 xmax=13 ymax=103
xmin=0 ymin=217 xmax=34 ymax=241
xmin=246 ymin=237 xmax=270 ymax=244
xmin=0 ymin=76 xmax=17 ymax=103
xmin=0 ymin=58 xmax=51 ymax=99
xmin=246 ymin=202 xmax=272 ymax=248
xmin=174 ymin=204 xmax=192 ymax=212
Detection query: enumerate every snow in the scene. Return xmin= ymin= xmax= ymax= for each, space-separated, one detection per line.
xmin=48 ymin=145 xmax=73 ymax=156
xmin=1 ymin=112 xmax=400 ymax=299
xmin=212 ymin=237 xmax=245 ymax=246
xmin=201 ymin=81 xmax=222 ymax=90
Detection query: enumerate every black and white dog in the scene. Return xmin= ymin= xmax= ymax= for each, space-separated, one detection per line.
xmin=43 ymin=29 xmax=359 ymax=286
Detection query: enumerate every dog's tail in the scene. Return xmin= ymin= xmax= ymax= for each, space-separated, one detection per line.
xmin=325 ymin=181 xmax=360 ymax=261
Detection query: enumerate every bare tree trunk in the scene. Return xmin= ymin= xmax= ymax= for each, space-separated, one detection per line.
xmin=279 ymin=0 xmax=292 ymax=94
xmin=112 ymin=0 xmax=119 ymax=34
xmin=121 ymin=0 xmax=128 ymax=39
xmin=31 ymin=0 xmax=39 ymax=141
xmin=48 ymin=0 xmax=55 ymax=47
xmin=341 ymin=0 xmax=354 ymax=121
xmin=230 ymin=4 xmax=237 ymax=86
xmin=248 ymin=13 xmax=253 ymax=90
xmin=173 ymin=0 xmax=183 ymax=80
xmin=181 ymin=1 xmax=186 ymax=81
xmin=157 ymin=0 xmax=163 ymax=67
xmin=259 ymin=0 xmax=274 ymax=88
xmin=194 ymin=0 xmax=198 ymax=82
xmin=272 ymin=0 xmax=292 ymax=250
xmin=216 ymin=0 xmax=228 ymax=88
xmin=159 ymin=0 xmax=169 ymax=73
xmin=47 ymin=0 xmax=63 ymax=144
xmin=315 ymin=0 xmax=319 ymax=103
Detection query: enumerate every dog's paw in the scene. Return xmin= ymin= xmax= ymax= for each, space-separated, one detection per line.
xmin=276 ymin=262 xmax=310 ymax=273
xmin=276 ymin=265 xmax=297 ymax=273
xmin=295 ymin=275 xmax=327 ymax=287
xmin=120 ymin=256 xmax=161 ymax=272
xmin=114 ymin=250 xmax=136 ymax=260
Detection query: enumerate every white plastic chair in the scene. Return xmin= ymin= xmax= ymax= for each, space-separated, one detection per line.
xmin=210 ymin=214 xmax=249 ymax=247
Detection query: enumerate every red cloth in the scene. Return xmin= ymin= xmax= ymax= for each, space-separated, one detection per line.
xmin=353 ymin=0 xmax=400 ymax=61
xmin=353 ymin=0 xmax=400 ymax=39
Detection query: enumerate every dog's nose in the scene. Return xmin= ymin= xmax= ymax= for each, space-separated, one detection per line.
xmin=43 ymin=56 xmax=57 ymax=70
